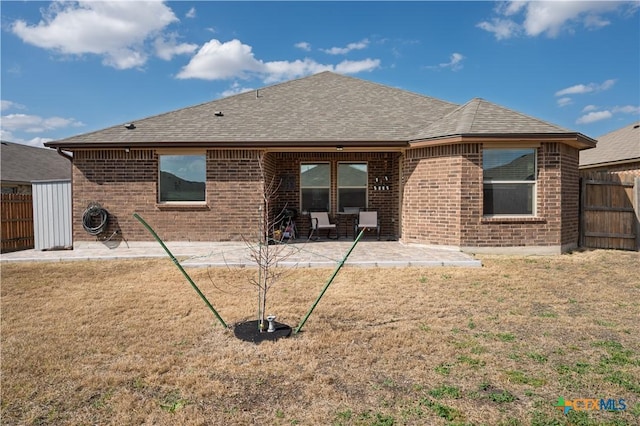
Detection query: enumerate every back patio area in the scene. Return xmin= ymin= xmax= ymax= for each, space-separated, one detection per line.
xmin=0 ymin=239 xmax=481 ymax=268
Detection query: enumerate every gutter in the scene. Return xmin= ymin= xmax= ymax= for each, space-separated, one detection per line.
xmin=408 ymin=132 xmax=597 ymax=150
xmin=44 ymin=139 xmax=410 ymax=150
xmin=55 ymin=147 xmax=73 ymax=162
xmin=579 ymin=158 xmax=640 ymax=169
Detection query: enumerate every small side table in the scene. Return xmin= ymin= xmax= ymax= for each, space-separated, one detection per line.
xmin=336 ymin=212 xmax=358 ymax=239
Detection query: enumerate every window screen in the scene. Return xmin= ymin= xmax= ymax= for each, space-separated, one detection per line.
xmin=483 ymin=149 xmax=536 ymax=215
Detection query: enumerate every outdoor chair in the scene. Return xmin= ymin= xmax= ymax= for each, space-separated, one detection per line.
xmin=308 ymin=211 xmax=338 ymax=240
xmin=354 ymin=210 xmax=380 ymax=240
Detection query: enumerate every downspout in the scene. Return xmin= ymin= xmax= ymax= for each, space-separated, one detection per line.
xmin=56 ymin=147 xmax=73 ymax=162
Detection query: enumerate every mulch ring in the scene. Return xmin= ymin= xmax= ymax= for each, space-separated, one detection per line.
xmin=233 ymin=320 xmax=292 ymax=344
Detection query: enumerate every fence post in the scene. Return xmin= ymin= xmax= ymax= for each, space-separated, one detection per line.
xmin=579 ymin=177 xmax=586 ymax=248
xmin=635 ymin=177 xmax=640 ymax=251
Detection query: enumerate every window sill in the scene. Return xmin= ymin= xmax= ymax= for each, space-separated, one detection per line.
xmin=481 ymin=216 xmax=546 ymax=224
xmin=156 ymin=203 xmax=210 ymax=211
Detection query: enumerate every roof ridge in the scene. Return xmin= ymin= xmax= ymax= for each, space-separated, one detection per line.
xmin=1 ymin=140 xmax=54 ymax=150
xmin=457 ymin=98 xmax=483 ymax=133
xmin=411 ymin=98 xmax=473 ymax=137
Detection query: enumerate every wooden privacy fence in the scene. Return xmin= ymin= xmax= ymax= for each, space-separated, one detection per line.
xmin=1 ymin=194 xmax=35 ymax=253
xmin=580 ymin=173 xmax=640 ymax=251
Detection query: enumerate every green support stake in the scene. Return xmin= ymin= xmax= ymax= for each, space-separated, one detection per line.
xmin=133 ymin=213 xmax=228 ymax=329
xmin=294 ymin=228 xmax=365 ymax=334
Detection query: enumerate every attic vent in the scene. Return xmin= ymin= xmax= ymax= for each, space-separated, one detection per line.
xmin=634 ymin=124 xmax=639 ymax=129
xmin=214 ymin=111 xmax=224 ymax=117
xmin=124 ymin=123 xmax=136 ymax=130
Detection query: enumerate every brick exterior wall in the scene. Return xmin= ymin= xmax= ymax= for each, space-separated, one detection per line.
xmin=266 ymin=152 xmax=400 ymax=239
xmin=402 ymin=144 xmax=478 ymax=245
xmin=72 ymin=149 xmax=400 ymax=244
xmin=71 ymin=142 xmax=582 ymax=251
xmin=402 ymin=142 xmax=582 ymax=252
xmin=72 ymin=149 xmax=264 ymax=243
xmin=560 ymin=144 xmax=580 ymax=248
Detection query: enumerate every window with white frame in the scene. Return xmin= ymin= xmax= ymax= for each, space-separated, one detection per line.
xmin=159 ymin=154 xmax=206 ymax=202
xmin=300 ymin=163 xmax=330 ymax=212
xmin=338 ymin=162 xmax=367 ymax=212
xmin=483 ymin=148 xmax=536 ymax=215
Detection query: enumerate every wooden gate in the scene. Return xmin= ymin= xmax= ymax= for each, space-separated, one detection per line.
xmin=580 ymin=173 xmax=639 ymax=251
xmin=1 ymin=194 xmax=35 ymax=253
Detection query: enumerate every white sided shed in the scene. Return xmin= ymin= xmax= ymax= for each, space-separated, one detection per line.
xmin=32 ymin=179 xmax=72 ymax=250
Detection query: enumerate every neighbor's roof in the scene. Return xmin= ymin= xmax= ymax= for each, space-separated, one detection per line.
xmin=45 ymin=71 xmax=594 ymax=150
xmin=1 ymin=141 xmax=71 ymax=184
xmin=580 ymin=121 xmax=640 ymax=168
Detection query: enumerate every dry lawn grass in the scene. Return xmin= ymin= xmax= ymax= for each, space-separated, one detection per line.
xmin=1 ymin=249 xmax=639 ymax=425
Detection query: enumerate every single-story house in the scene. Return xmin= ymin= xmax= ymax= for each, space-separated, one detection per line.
xmin=579 ymin=121 xmax=640 ymax=177
xmin=45 ymin=71 xmax=597 ymax=254
xmin=1 ymin=141 xmax=72 ymax=194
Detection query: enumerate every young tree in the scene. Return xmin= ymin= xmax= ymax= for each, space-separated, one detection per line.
xmin=243 ymin=153 xmax=295 ymax=332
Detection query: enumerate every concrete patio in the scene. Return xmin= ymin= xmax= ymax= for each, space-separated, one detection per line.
xmin=0 ymin=239 xmax=481 ymax=268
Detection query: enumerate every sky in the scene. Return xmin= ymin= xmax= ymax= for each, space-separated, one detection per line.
xmin=1 ymin=1 xmax=639 ymax=148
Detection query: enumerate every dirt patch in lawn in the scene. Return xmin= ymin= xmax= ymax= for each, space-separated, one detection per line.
xmin=1 ymin=249 xmax=639 ymax=425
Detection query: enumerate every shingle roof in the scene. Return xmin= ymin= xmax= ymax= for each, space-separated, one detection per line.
xmin=46 ymin=72 xmax=458 ymax=148
xmin=1 ymin=141 xmax=71 ymax=184
xmin=579 ymin=121 xmax=640 ymax=167
xmin=45 ymin=71 xmax=593 ymax=150
xmin=412 ymin=98 xmax=570 ymax=140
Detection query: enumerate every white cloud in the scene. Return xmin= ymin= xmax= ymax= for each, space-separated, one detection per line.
xmin=500 ymin=1 xmax=527 ymax=16
xmin=334 ymin=59 xmax=381 ymax=75
xmin=154 ymin=33 xmax=198 ymax=61
xmin=447 ymin=53 xmax=465 ymax=70
xmin=583 ymin=14 xmax=611 ymax=29
xmin=176 ymin=39 xmax=264 ymax=80
xmin=555 ymin=79 xmax=616 ymax=96
xmin=1 ymin=100 xmax=26 ymax=112
xmin=321 ymin=39 xmax=369 ymax=55
xmin=600 ymin=79 xmax=616 ymax=91
xmin=10 ymin=1 xmax=183 ymax=69
xmin=27 ymin=137 xmax=55 ymax=147
xmin=177 ymin=38 xmax=380 ymax=83
xmin=557 ymin=97 xmax=572 ymax=107
xmin=262 ymin=58 xmax=333 ymax=83
xmin=575 ymin=104 xmax=639 ymax=125
xmin=1 ymin=102 xmax=82 ymax=146
xmin=478 ymin=1 xmax=636 ymax=39
xmin=613 ymin=105 xmax=640 ymax=114
xmin=0 ymin=129 xmax=14 ymax=141
xmin=476 ymin=18 xmax=521 ymax=40
xmin=443 ymin=53 xmax=465 ymax=71
xmin=186 ymin=7 xmax=196 ymax=19
xmin=577 ymin=110 xmax=612 ymax=124
xmin=556 ymin=84 xmax=592 ymax=96
xmin=1 ymin=113 xmax=84 ymax=133
xmin=0 ymin=128 xmax=53 ymax=148
xmin=295 ymin=42 xmax=311 ymax=51
xmin=425 ymin=53 xmax=465 ymax=71
xmin=220 ymin=82 xmax=254 ymax=98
